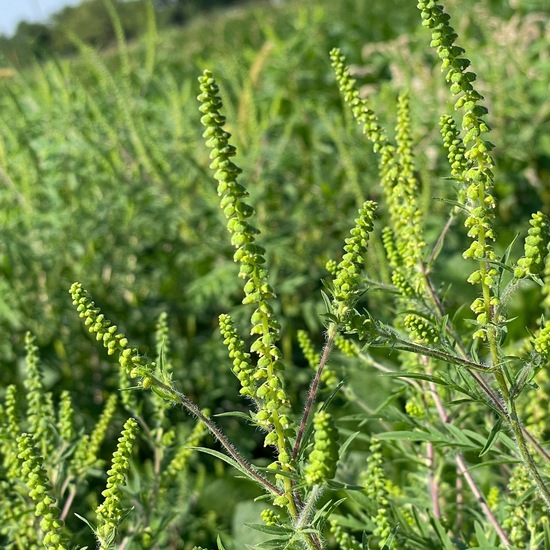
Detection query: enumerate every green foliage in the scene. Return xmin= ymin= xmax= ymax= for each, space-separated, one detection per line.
xmin=1 ymin=0 xmax=550 ymax=548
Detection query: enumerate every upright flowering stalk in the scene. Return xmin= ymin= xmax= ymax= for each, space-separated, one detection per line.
xmin=197 ymin=71 xmax=292 ymax=469
xmin=17 ymin=433 xmax=69 ymax=550
xmin=418 ymin=0 xmax=498 ymax=343
xmin=24 ymin=332 xmax=55 ymax=457
xmin=330 ymin=51 xmax=426 ymax=302
xmin=293 ymin=202 xmax=377 ymax=460
xmin=95 ymin=417 xmax=138 ymax=549
xmin=514 ymin=212 xmax=549 ymax=279
xmin=418 ymin=0 xmax=550 ymax=510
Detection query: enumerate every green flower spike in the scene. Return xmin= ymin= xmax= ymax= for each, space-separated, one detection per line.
xmin=403 ymin=313 xmax=439 ymax=345
xmin=332 ymin=200 xmax=377 ymax=318
xmin=440 ymin=114 xmax=467 ymax=181
xmin=515 ymin=211 xmax=549 ymax=279
xmin=70 ymin=394 xmax=118 ymax=477
xmin=218 ymin=313 xmax=256 ymax=399
xmin=2 ymin=385 xmax=20 ymax=477
xmin=198 ymin=70 xmax=293 ymax=456
xmin=418 ymin=0 xmax=498 ymax=340
xmin=57 ymin=390 xmax=75 ymax=443
xmin=533 ymin=322 xmax=550 ymax=362
xmin=304 ymin=411 xmax=339 ymax=486
xmin=298 ymin=330 xmax=338 ymax=388
xmin=361 ymin=439 xmax=391 ymax=543
xmin=164 ymin=410 xmax=210 ymax=481
xmin=17 ymin=433 xmax=69 ymax=550
xmin=70 ymin=282 xmax=153 ymax=382
xmin=24 ymin=332 xmax=54 ymax=455
xmin=329 ymin=520 xmax=362 ymax=550
xmin=95 ymin=417 xmax=138 ymax=549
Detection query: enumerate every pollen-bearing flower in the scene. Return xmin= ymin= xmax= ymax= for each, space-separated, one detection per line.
xmin=332 ymin=201 xmax=377 ymax=317
xmin=17 ymin=433 xmax=69 ymax=550
xmin=95 ymin=418 xmax=138 ymax=549
xmin=304 ymin=410 xmax=339 ymax=486
xmin=198 ymin=70 xmax=293 ymax=458
xmin=70 ymin=282 xmax=154 ymax=384
xmin=515 ymin=211 xmax=549 ymax=279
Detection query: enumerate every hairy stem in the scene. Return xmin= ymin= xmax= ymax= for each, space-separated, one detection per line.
xmin=149 ymin=376 xmax=282 ymax=496
xmin=293 ymin=323 xmax=337 ymax=461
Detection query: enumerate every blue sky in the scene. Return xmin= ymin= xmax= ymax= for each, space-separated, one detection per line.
xmin=1 ymin=0 xmax=82 ymax=36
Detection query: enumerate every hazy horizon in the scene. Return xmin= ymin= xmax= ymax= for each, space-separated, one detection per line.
xmin=1 ymin=0 xmax=82 ymax=37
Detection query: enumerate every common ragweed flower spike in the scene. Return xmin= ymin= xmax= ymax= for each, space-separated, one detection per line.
xmin=440 ymin=114 xmax=467 ymax=181
xmin=57 ymin=391 xmax=75 ymax=444
xmin=70 ymin=282 xmax=153 ymax=383
xmin=330 ymin=48 xmax=392 ymax=159
xmin=304 ymin=411 xmax=339 ymax=486
xmin=332 ymin=200 xmax=377 ymax=318
xmin=403 ymin=313 xmax=439 ymax=345
xmin=17 ymin=433 xmax=69 ymax=550
xmin=533 ymin=322 xmax=550 ymax=363
xmin=298 ymin=330 xmax=338 ymax=389
xmin=418 ymin=0 xmax=497 ymax=340
xmin=219 ymin=314 xmax=256 ymax=399
xmin=515 ymin=212 xmax=549 ymax=279
xmin=24 ymin=332 xmax=54 ymax=455
xmin=329 ymin=520 xmax=362 ymax=550
xmin=361 ymin=439 xmax=391 ymax=544
xmin=2 ymin=385 xmax=20 ymax=477
xmin=198 ymin=70 xmax=292 ymax=456
xmin=70 ymin=394 xmax=117 ymax=477
xmin=95 ymin=417 xmax=138 ymax=549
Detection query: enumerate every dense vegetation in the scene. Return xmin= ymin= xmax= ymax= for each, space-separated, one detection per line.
xmin=1 ymin=0 xmax=550 ymax=548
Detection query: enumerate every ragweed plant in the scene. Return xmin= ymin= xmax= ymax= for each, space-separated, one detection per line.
xmin=2 ymin=1 xmax=550 ymax=548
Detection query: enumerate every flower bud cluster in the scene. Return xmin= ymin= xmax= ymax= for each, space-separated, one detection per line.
xmin=304 ymin=410 xmax=339 ymax=486
xmin=361 ymin=439 xmax=391 ymax=542
xmin=198 ymin=71 xmax=292 ymax=453
xmin=440 ymin=114 xmax=467 ymax=180
xmin=332 ymin=201 xmax=377 ymax=314
xmin=330 ymin=48 xmax=391 ymax=155
xmin=24 ymin=332 xmax=54 ymax=453
xmin=533 ymin=323 xmax=550 ymax=360
xmin=297 ymin=331 xmax=339 ymax=388
xmin=392 ymin=93 xmax=426 ymax=275
xmin=70 ymin=394 xmax=118 ymax=477
xmin=403 ymin=314 xmax=439 ymax=345
xmin=515 ymin=211 xmax=549 ymax=279
xmin=329 ymin=520 xmax=362 ymax=550
xmin=70 ymin=282 xmax=153 ymax=383
xmin=165 ymin=411 xmax=209 ymax=480
xmin=17 ymin=433 xmax=68 ymax=549
xmin=95 ymin=418 xmax=138 ymax=548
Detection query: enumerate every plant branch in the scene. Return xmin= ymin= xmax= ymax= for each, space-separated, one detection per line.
xmin=292 ymin=323 xmax=337 ymax=461
xmin=149 ymin=376 xmax=283 ymax=496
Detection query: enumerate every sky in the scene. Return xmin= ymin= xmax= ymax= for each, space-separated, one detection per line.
xmin=1 ymin=0 xmax=82 ymax=37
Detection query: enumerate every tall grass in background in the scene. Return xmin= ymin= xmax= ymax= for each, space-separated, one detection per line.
xmin=0 ymin=0 xmax=549 ymax=547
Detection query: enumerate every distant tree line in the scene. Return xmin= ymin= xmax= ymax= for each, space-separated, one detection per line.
xmin=0 ymin=0 xmax=246 ymax=67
